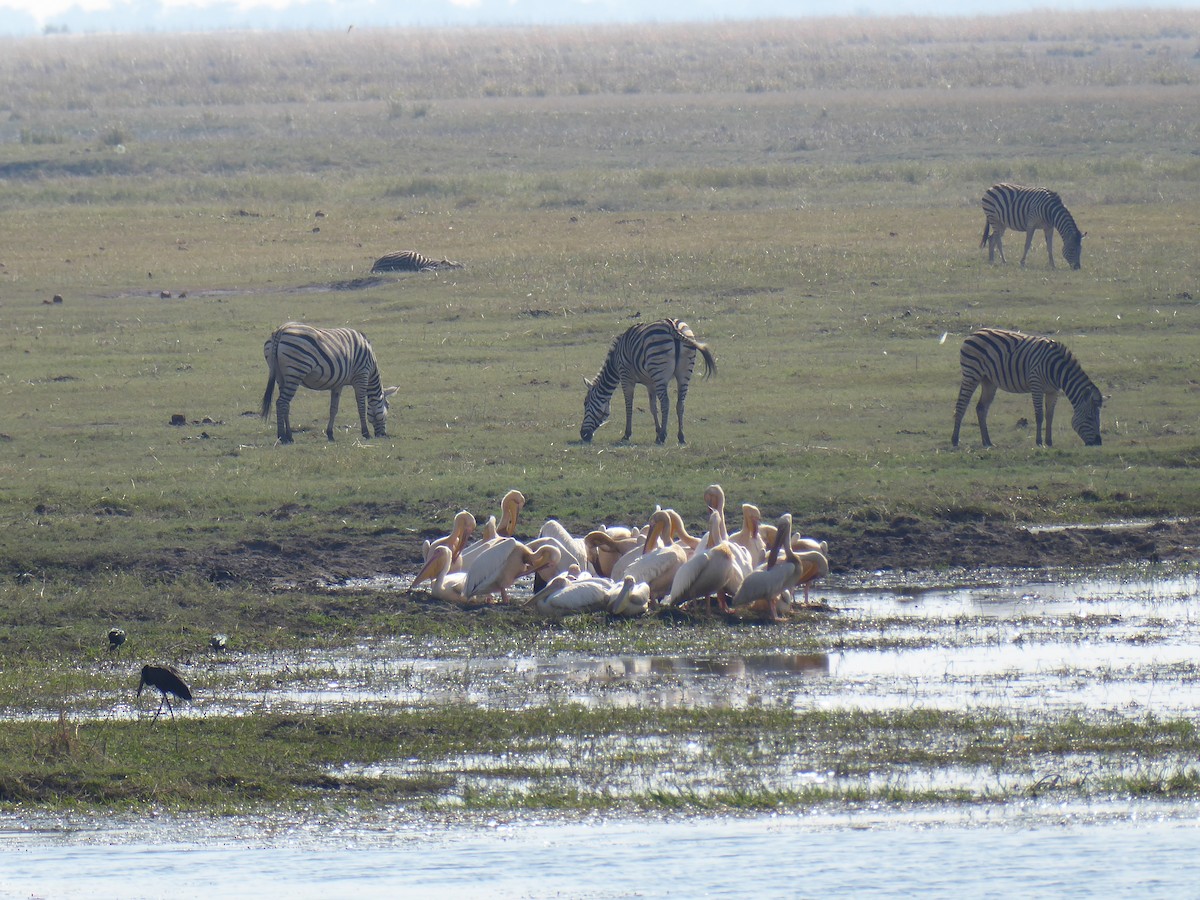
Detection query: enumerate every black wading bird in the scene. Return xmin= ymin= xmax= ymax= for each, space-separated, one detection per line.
xmin=137 ymin=664 xmax=192 ymax=722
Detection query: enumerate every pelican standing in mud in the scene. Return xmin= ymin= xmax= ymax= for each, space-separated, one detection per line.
xmin=731 ymin=513 xmax=829 ymax=622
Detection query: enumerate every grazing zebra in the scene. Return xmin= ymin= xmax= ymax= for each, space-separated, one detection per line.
xmin=980 ymin=183 xmax=1084 ymax=270
xmin=370 ymin=250 xmax=463 ymax=273
xmin=952 ymin=327 xmax=1102 ymax=448
xmin=580 ymin=318 xmax=717 ymax=445
xmin=261 ymin=322 xmax=398 ymax=444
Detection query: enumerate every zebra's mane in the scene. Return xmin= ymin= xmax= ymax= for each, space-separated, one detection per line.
xmin=585 ymin=342 xmax=624 ymax=402
xmin=1046 ymin=191 xmax=1081 ymax=240
xmin=1049 ymin=341 xmax=1099 ymax=406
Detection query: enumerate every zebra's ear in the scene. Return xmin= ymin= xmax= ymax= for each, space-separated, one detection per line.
xmin=383 ymin=386 xmax=400 ymax=399
xmin=1080 ymin=231 xmax=1088 ymax=240
xmin=583 ymin=376 xmax=594 ymax=388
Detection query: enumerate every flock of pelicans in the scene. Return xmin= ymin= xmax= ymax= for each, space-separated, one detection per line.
xmin=411 ymin=486 xmax=830 ymax=623
xmin=112 ymin=486 xmax=828 ymax=724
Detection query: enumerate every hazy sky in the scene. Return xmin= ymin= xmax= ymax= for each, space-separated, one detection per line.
xmin=1 ymin=0 xmax=1197 ymax=37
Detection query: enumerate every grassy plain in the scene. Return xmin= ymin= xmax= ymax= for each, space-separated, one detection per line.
xmin=1 ymin=11 xmax=1200 ymax=812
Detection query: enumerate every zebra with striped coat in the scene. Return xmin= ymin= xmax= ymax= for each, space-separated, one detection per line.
xmin=580 ymin=318 xmax=716 ymax=446
xmin=980 ymin=183 xmax=1084 ymax=270
xmin=952 ymin=327 xmax=1102 ymax=448
xmin=370 ymin=250 xmax=463 ymax=273
xmin=261 ymin=322 xmax=398 ymax=444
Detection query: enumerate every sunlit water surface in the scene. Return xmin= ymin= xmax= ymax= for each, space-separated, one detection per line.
xmin=4 ymin=805 xmax=1200 ymax=899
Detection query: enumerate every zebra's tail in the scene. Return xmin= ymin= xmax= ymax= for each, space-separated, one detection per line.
xmin=261 ymin=371 xmax=276 ymax=421
xmin=980 ymin=220 xmax=991 ymax=249
xmin=261 ymin=331 xmax=281 ymax=420
xmin=684 ymin=337 xmax=717 ymax=379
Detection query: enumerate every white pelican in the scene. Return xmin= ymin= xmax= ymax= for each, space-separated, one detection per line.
xmin=495 ymin=489 xmax=526 ymax=538
xmin=727 ymin=503 xmax=767 ymax=567
xmin=758 ymin=516 xmax=828 ymax=562
xmin=667 ymin=509 xmax=754 ymax=611
xmin=665 ymin=508 xmax=705 ymax=556
xmin=730 ymin=513 xmax=829 ymax=622
xmin=463 ymin=538 xmax=561 ymax=603
xmin=411 ymin=544 xmax=469 ymax=604
xmin=457 ymin=520 xmax=502 ymax=570
xmin=530 ymin=574 xmax=649 ymax=619
xmin=421 ymin=509 xmax=476 ymax=571
xmin=584 ymin=527 xmax=643 ymax=577
xmin=625 ymin=509 xmax=689 ymax=599
xmin=532 ymin=519 xmax=593 ymax=587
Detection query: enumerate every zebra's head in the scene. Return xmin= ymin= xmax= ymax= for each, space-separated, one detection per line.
xmin=370 ymin=386 xmax=400 ymax=437
xmin=579 ymin=376 xmax=610 ymax=442
xmin=1072 ymin=385 xmax=1103 ymax=446
xmin=1063 ymin=231 xmax=1084 ymax=270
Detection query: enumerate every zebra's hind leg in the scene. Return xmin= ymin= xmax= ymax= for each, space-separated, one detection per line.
xmin=276 ymin=398 xmax=294 ymax=444
xmin=651 ymin=386 xmax=670 ymax=445
xmin=676 ymin=385 xmax=688 ymax=444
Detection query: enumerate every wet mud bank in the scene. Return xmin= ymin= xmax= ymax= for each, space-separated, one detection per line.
xmin=128 ymin=515 xmax=1199 ymax=590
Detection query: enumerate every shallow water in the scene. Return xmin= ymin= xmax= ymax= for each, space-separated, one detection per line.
xmin=6 ymin=567 xmax=1200 ymax=896
xmin=3 ymin=806 xmax=1200 ymax=899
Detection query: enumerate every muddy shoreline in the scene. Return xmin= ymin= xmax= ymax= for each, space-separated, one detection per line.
xmin=123 ymin=515 xmax=1200 ymax=590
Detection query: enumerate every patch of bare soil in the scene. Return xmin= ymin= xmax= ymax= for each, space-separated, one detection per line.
xmin=129 ymin=516 xmax=1200 ymax=589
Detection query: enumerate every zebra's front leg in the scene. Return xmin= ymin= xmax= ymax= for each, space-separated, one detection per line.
xmin=326 ymin=387 xmax=343 ymax=441
xmin=1020 ymin=229 xmax=1038 ymax=268
xmin=353 ymin=387 xmax=371 ymax=439
xmin=1036 ymin=392 xmax=1058 ymax=447
xmin=975 ymin=382 xmax=997 ymax=448
xmin=621 ymin=383 xmax=637 ymax=441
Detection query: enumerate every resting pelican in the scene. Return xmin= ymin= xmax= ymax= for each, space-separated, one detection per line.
xmin=584 ymin=527 xmax=642 ymax=577
xmin=530 ymin=574 xmax=649 ymax=619
xmin=421 ymin=510 xmax=476 ymax=570
xmin=463 ymin=538 xmax=561 ymax=603
xmin=531 ymin=520 xmax=594 ymax=590
xmin=411 ymin=544 xmax=469 ymax=604
xmin=625 ymin=509 xmax=689 ymax=599
xmin=667 ymin=509 xmax=754 ymax=611
xmin=731 ymin=513 xmax=829 ymax=622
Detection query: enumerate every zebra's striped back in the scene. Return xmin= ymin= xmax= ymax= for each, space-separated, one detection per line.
xmin=952 ymin=327 xmax=1102 ymax=448
xmin=981 ymin=183 xmax=1083 ymax=269
xmin=371 ymin=250 xmax=462 ymax=273
xmin=581 ymin=318 xmax=716 ymax=445
xmin=262 ymin=322 xmax=394 ymax=443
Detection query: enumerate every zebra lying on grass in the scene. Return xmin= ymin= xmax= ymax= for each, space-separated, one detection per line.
xmin=370 ymin=250 xmax=463 ymax=273
xmin=580 ymin=318 xmax=716 ymax=446
xmin=952 ymin=327 xmax=1102 ymax=448
xmin=980 ymin=183 xmax=1084 ymax=270
xmin=261 ymin=322 xmax=398 ymax=444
